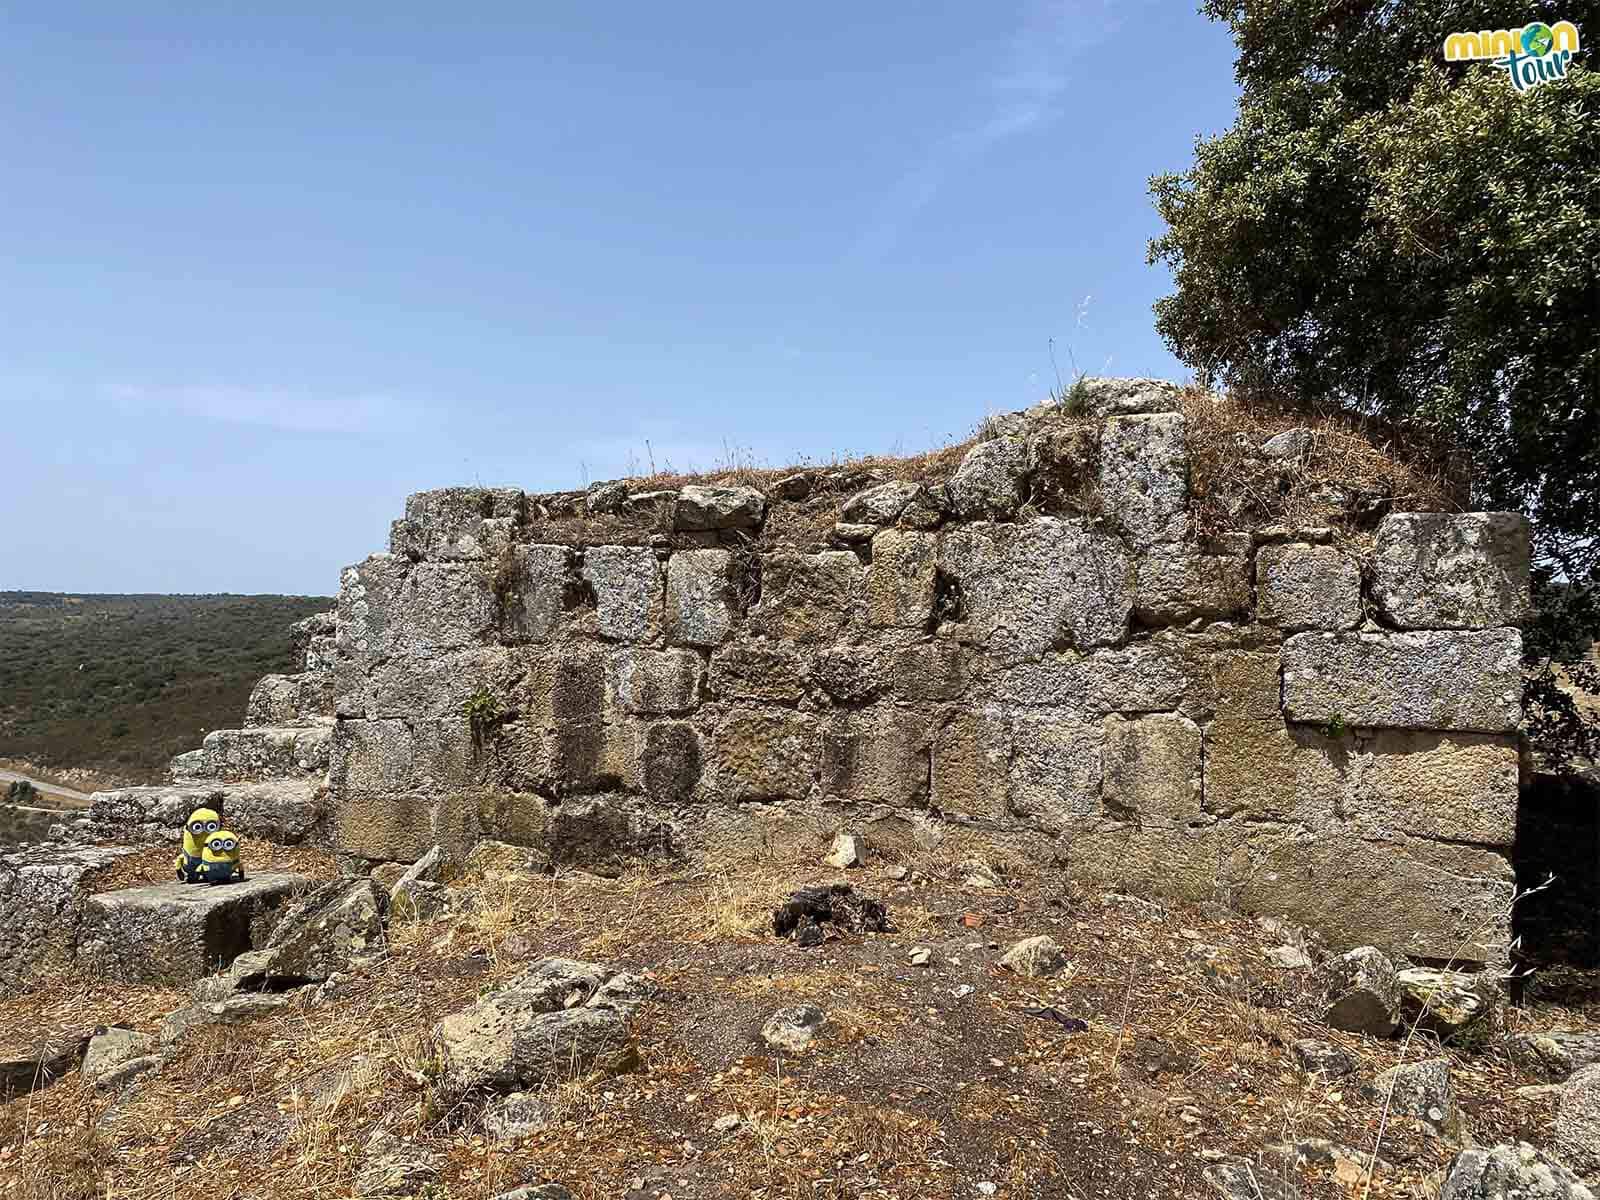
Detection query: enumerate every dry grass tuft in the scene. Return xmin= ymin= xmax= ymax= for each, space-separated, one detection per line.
xmin=1181 ymin=387 xmax=1461 ymax=545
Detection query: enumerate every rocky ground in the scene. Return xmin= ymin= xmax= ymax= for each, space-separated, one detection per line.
xmin=2 ymin=847 xmax=1598 ymax=1200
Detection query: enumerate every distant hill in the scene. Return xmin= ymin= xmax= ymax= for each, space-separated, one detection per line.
xmin=0 ymin=592 xmax=332 ymax=784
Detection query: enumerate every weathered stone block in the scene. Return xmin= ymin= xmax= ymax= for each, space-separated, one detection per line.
xmin=946 ymin=437 xmax=1028 ymax=519
xmin=0 ymin=845 xmax=138 ymax=996
xmin=1201 ymin=651 xmax=1341 ymax=823
xmin=750 ymin=551 xmax=861 ymax=644
xmin=335 ymin=791 xmax=441 ymax=863
xmin=1282 ymin=630 xmax=1522 ymax=733
xmin=1102 ymin=713 xmax=1201 ymax=821
xmin=820 ymin=708 xmax=930 ymax=808
xmin=866 ymin=529 xmax=937 ymax=628
xmin=1008 ymin=712 xmax=1101 ymax=832
xmin=890 ymin=643 xmax=969 ymax=701
xmin=500 ymin=545 xmax=573 ymax=643
xmin=673 ymin=485 xmax=765 ymax=531
xmin=995 ymin=644 xmax=1187 ymax=714
xmin=246 ymin=672 xmax=333 ymax=727
xmin=1026 ymin=424 xmax=1098 ymax=512
xmin=642 ymin=722 xmax=702 ymax=803
xmin=1072 ymin=377 xmax=1182 ymax=417
xmin=1133 ymin=545 xmax=1250 ymax=625
xmin=1341 ymin=731 xmax=1518 ymax=847
xmin=76 ymin=874 xmax=306 ymax=984
xmin=393 ymin=562 xmax=498 ymax=653
xmin=1371 ymin=512 xmax=1531 ymax=630
xmin=582 ymin=545 xmax=663 ymax=643
xmin=86 ymin=780 xmax=326 ymax=848
xmin=330 ymin=718 xmax=478 ymax=797
xmin=520 ymin=647 xmax=610 ymax=727
xmin=709 ymin=640 xmax=807 ymax=703
xmin=1099 ymin=413 xmax=1189 ymax=544
xmin=711 ymin=710 xmax=815 ymax=801
xmin=665 ymin=550 xmax=736 ymax=648
xmin=366 ymin=646 xmax=518 ymax=720
xmin=841 ymin=481 xmax=920 ymax=525
xmin=336 ymin=553 xmax=410 ymax=670
xmin=391 ymin=488 xmax=524 ymax=561
xmin=939 ymin=520 xmax=1134 ymax=663
xmin=1255 ymin=543 xmax=1362 ymax=632
xmin=608 ymin=649 xmax=702 ymax=716
xmin=932 ymin=709 xmax=1008 ymax=821
xmin=811 ymin=645 xmax=883 ymax=704
xmin=195 ymin=725 xmax=331 ymax=782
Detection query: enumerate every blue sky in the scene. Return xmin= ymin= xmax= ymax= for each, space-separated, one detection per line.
xmin=1 ymin=3 xmax=1239 ymax=595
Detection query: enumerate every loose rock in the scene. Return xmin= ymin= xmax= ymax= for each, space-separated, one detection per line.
xmin=999 ymin=935 xmax=1072 ymax=979
xmin=1313 ymin=946 xmax=1400 ymax=1036
xmin=1291 ymin=1038 xmax=1355 ymax=1079
xmin=484 ymin=1091 xmax=552 ymax=1141
xmin=1439 ymin=1142 xmax=1595 ymax=1200
xmin=762 ymin=1004 xmax=825 ymax=1053
xmin=250 ymin=877 xmax=385 ymax=986
xmin=1556 ymin=1065 xmax=1600 ymax=1181
xmin=1505 ymin=1031 xmax=1600 ymax=1083
xmin=82 ymin=1027 xmax=156 ymax=1088
xmin=1372 ymin=1057 xmax=1458 ymax=1136
xmin=1396 ymin=967 xmax=1489 ymax=1035
xmin=824 ymin=833 xmax=866 ymax=869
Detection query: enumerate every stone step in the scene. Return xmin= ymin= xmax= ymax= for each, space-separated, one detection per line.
xmin=170 ymin=724 xmax=332 ymax=783
xmin=1 ymin=844 xmax=145 ymax=996
xmin=246 ymin=671 xmax=335 ymax=728
xmin=80 ymin=778 xmax=329 ymax=848
xmin=76 ymin=872 xmax=308 ymax=985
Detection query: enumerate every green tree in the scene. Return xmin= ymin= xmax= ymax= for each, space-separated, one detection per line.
xmin=1149 ymin=2 xmax=1599 ymax=680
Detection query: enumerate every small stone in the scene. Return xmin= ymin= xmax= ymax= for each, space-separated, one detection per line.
xmin=999 ymin=935 xmax=1072 ymax=979
xmin=1505 ymin=1031 xmax=1600 ymax=1083
xmin=483 ymin=1092 xmax=551 ymax=1141
xmin=1261 ymin=428 xmax=1312 ymax=460
xmin=947 ymin=438 xmax=1028 ymax=519
xmin=824 ymin=833 xmax=866 ymax=870
xmin=673 ymin=485 xmax=766 ymax=531
xmin=841 ymin=481 xmax=921 ymax=525
xmin=1312 ymin=946 xmax=1401 ymax=1037
xmin=82 ymin=1027 xmax=156 ymax=1088
xmin=712 ymin=1113 xmax=741 ymax=1132
xmin=1266 ymin=945 xmax=1312 ymax=970
xmin=951 ymin=984 xmax=976 ymax=999
xmin=832 ymin=521 xmax=878 ymax=544
xmin=1372 ymin=1057 xmax=1459 ymax=1136
xmin=909 ymin=947 xmax=932 ymax=967
xmin=886 ymin=864 xmax=912 ymax=882
xmin=761 ymin=1005 xmax=825 ymax=1053
xmin=1396 ymin=967 xmax=1489 ymax=1035
xmin=1290 ymin=1039 xmax=1355 ymax=1079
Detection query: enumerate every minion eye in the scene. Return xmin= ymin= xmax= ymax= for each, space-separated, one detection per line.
xmin=206 ymin=821 xmax=220 ymax=832
xmin=209 ymin=838 xmax=223 ymax=851
xmin=223 ymin=839 xmax=237 ymax=851
xmin=189 ymin=821 xmax=205 ymax=833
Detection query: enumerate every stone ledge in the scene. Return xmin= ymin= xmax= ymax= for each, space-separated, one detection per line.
xmin=76 ymin=873 xmax=308 ymax=984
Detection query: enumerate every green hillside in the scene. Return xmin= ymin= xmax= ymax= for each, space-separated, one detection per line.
xmin=0 ymin=592 xmax=332 ymax=783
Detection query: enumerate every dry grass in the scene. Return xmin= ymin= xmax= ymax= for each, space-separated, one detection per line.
xmin=1181 ymin=387 xmax=1460 ymax=545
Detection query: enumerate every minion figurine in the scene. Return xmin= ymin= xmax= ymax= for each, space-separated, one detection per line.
xmin=175 ymin=807 xmax=221 ymax=883
xmin=198 ymin=829 xmax=245 ymax=884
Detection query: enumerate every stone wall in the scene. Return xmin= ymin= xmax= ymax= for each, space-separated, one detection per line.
xmin=324 ymin=380 xmax=1531 ymax=962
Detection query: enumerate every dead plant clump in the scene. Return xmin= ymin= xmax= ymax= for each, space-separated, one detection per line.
xmin=1179 ymin=386 xmax=1461 ymax=546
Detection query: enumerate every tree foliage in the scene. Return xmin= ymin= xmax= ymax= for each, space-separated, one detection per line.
xmin=1149 ymin=1 xmax=1599 ymax=669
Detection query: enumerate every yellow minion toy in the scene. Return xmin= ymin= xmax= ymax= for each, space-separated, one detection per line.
xmin=175 ymin=807 xmax=221 ymax=883
xmin=198 ymin=830 xmax=245 ymax=884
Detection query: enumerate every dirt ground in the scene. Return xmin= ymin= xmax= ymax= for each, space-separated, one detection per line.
xmin=2 ymin=853 xmax=1595 ymax=1200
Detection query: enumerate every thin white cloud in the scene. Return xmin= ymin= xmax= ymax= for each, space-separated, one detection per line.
xmin=104 ymin=383 xmax=421 ymax=435
xmin=856 ymin=0 xmax=1127 ymax=258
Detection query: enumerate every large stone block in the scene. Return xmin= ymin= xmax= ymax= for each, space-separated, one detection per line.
xmin=390 ymin=487 xmax=524 ymax=561
xmin=1102 ymin=713 xmax=1201 ymax=822
xmin=336 ymin=553 xmax=411 ymax=670
xmin=709 ymin=640 xmax=807 ymax=703
xmin=939 ymin=520 xmax=1134 ymax=663
xmin=819 ymin=708 xmax=930 ymax=808
xmin=1371 ymin=512 xmax=1531 ymax=630
xmin=1255 ymin=543 xmax=1362 ymax=632
xmin=365 ymin=646 xmax=519 ymax=720
xmin=673 ymin=485 xmax=765 ymax=531
xmin=994 ymin=644 xmax=1188 ymax=714
xmin=1202 ymin=650 xmax=1342 ymax=823
xmin=641 ymin=722 xmax=702 ymax=803
xmin=1282 ymin=630 xmax=1522 ymax=733
xmin=1133 ymin=545 xmax=1249 ymax=626
xmin=608 ymin=649 xmax=702 ymax=716
xmin=582 ymin=545 xmax=663 ymax=643
xmin=330 ymin=718 xmax=479 ymax=798
xmin=392 ymin=562 xmax=498 ymax=654
xmin=334 ymin=791 xmax=442 ymax=863
xmin=932 ymin=709 xmax=1009 ymax=821
xmin=76 ymin=874 xmax=307 ymax=984
xmin=1099 ymin=413 xmax=1189 ymax=544
xmin=86 ymin=780 xmax=327 ymax=848
xmin=890 ymin=643 xmax=969 ymax=702
xmin=246 ymin=672 xmax=333 ymax=727
xmin=750 ymin=551 xmax=862 ymax=644
xmin=866 ymin=529 xmax=937 ymax=629
xmin=665 ymin=550 xmax=736 ymax=648
xmin=1008 ymin=712 xmax=1102 ymax=832
xmin=1339 ymin=731 xmax=1518 ymax=847
xmin=190 ymin=725 xmax=331 ymax=782
xmin=946 ymin=438 xmax=1028 ymax=519
xmin=710 ymin=710 xmax=816 ymax=801
xmin=500 ymin=545 xmax=574 ymax=643
xmin=0 ymin=846 xmax=138 ymax=996
xmin=520 ymin=646 xmax=610 ymax=727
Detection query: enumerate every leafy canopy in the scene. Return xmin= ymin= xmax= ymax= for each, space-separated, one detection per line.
xmin=1149 ymin=1 xmax=1599 ymax=667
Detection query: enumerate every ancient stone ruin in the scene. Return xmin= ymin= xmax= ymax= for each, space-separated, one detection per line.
xmin=7 ymin=377 xmax=1536 ymax=987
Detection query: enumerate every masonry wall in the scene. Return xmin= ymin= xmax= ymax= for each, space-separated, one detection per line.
xmin=326 ymin=380 xmax=1531 ymax=963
